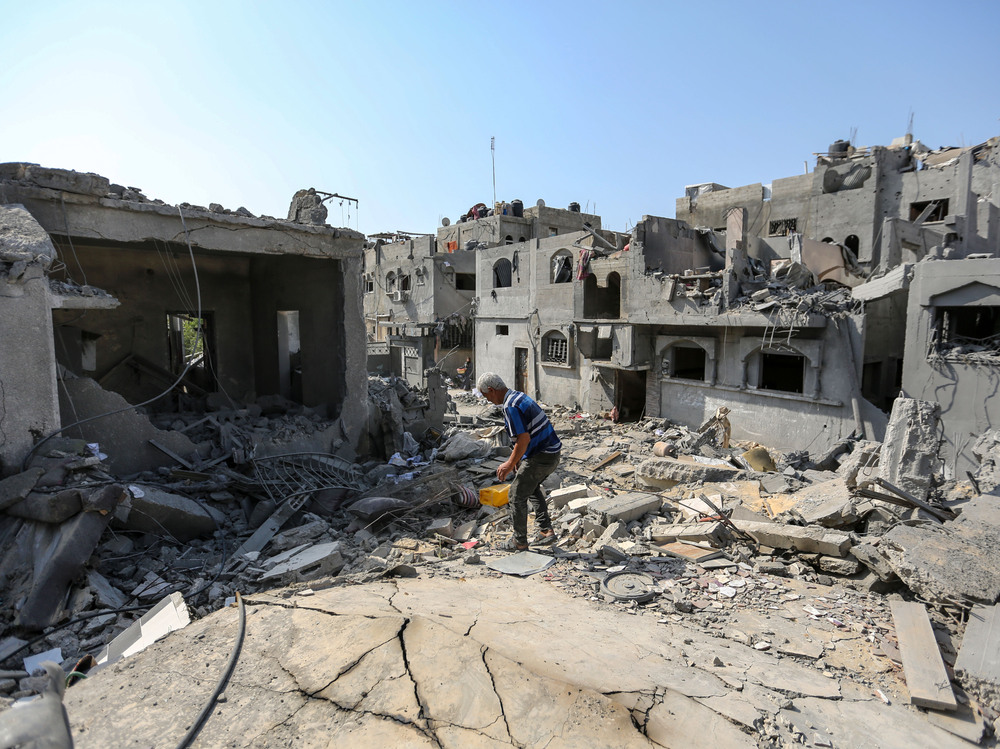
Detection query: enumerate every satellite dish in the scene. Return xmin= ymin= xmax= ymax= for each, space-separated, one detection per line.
xmin=536 ymin=199 xmax=545 ymax=208
xmin=441 ymin=217 xmax=451 ymax=227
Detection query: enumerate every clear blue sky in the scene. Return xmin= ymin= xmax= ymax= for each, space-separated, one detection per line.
xmin=3 ymin=0 xmax=997 ymax=236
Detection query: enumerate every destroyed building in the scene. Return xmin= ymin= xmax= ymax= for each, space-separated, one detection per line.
xmin=6 ymin=140 xmax=1000 ymax=748
xmin=0 ymin=163 xmax=368 ymax=474
xmin=472 ymin=136 xmax=1000 ymax=472
xmin=363 ymin=233 xmax=475 ymax=387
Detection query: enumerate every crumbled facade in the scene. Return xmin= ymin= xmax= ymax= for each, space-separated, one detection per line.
xmin=471 ymin=135 xmax=1000 ymax=470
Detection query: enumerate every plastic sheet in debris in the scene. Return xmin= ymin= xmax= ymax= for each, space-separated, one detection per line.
xmin=485 ymin=551 xmax=555 ymax=576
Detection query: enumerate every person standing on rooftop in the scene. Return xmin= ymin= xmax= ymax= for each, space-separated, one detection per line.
xmin=477 ymin=372 xmax=561 ymax=551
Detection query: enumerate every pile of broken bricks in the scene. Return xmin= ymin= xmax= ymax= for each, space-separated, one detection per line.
xmin=4 ymin=392 xmax=1000 ymax=745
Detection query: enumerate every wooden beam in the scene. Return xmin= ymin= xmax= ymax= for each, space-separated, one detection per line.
xmin=890 ymin=600 xmax=957 ymax=711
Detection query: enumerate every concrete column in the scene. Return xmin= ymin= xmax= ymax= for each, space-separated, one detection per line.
xmin=340 ymin=255 xmax=368 ymax=454
xmin=0 ymin=269 xmax=60 ymax=474
xmin=724 ymin=207 xmax=748 ymax=305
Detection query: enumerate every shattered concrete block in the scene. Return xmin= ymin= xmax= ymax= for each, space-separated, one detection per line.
xmin=878 ymin=398 xmax=942 ymax=503
xmin=789 ymin=478 xmax=857 ymax=527
xmin=731 ymin=519 xmax=852 ymax=556
xmin=636 ymin=457 xmax=740 ymax=490
xmin=17 ymin=506 xmax=116 ymax=630
xmin=269 ymin=518 xmax=329 ymax=552
xmin=427 ymin=518 xmax=454 ymax=538
xmin=260 ymin=542 xmax=344 ymax=583
xmin=86 ymin=570 xmax=128 ymax=610
xmin=817 ymin=556 xmax=860 ymax=576
xmin=58 ymin=377 xmax=197 ymax=476
xmin=587 ymin=492 xmax=661 ymax=524
xmin=548 ymin=484 xmax=592 ymax=509
xmin=879 ymin=499 xmax=1000 ymax=605
xmin=0 ymin=468 xmax=44 ymax=512
xmin=835 ymin=441 xmax=881 ymax=488
xmin=849 ymin=544 xmax=898 ymax=582
xmin=4 ymin=489 xmax=82 ymax=524
xmin=648 ymin=521 xmax=727 ymax=546
xmin=117 ymin=486 xmax=219 ymax=542
xmin=566 ymin=495 xmax=601 ymax=514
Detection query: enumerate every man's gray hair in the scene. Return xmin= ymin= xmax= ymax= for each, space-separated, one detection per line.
xmin=476 ymin=372 xmax=506 ymax=393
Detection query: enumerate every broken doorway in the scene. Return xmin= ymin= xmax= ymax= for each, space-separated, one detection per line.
xmin=615 ymin=369 xmax=646 ymax=422
xmin=277 ymin=310 xmax=302 ymax=402
xmin=166 ymin=312 xmax=216 ymax=395
xmin=515 ymin=347 xmax=528 ymax=393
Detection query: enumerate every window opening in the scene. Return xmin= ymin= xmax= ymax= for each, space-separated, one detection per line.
xmin=493 ymin=258 xmax=513 ymax=288
xmin=542 ymin=332 xmax=568 ymax=364
xmin=456 ymin=273 xmax=475 ymax=290
xmin=768 ymin=218 xmax=798 ymax=237
xmin=933 ymin=306 xmax=1000 ymax=361
xmin=551 ymin=251 xmax=573 ymax=284
xmin=668 ymin=345 xmax=706 ymax=380
xmin=844 ymin=235 xmax=860 ymax=254
xmin=496 ymin=325 xmax=509 ymax=335
xmin=166 ymin=312 xmax=216 ymax=394
xmin=504 ymin=235 xmax=514 ymax=245
xmin=910 ymin=199 xmax=949 ymax=223
xmin=759 ymin=351 xmax=804 ymax=393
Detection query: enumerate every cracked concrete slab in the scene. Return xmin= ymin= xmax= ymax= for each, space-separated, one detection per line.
xmin=59 ymin=573 xmax=929 ymax=747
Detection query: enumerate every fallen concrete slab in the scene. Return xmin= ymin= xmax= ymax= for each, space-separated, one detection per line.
xmin=16 ymin=485 xmax=124 ymax=630
xmin=259 ymin=542 xmax=344 ymax=583
xmin=587 ymin=492 xmax=661 ymax=524
xmin=731 ymin=519 xmax=852 ymax=556
xmin=788 ymin=477 xmax=857 ymax=527
xmin=4 ymin=489 xmax=82 ymax=524
xmin=879 ymin=493 xmax=1000 ymax=605
xmin=0 ymin=468 xmax=44 ymax=512
xmin=636 ymin=456 xmax=741 ymax=489
xmin=116 ymin=485 xmax=219 ymax=542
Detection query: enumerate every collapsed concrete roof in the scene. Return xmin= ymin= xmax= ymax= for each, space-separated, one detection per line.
xmin=0 ymin=163 xmax=364 ymax=258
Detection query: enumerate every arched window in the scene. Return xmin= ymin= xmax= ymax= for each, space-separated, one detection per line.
xmin=844 ymin=235 xmax=860 ymax=254
xmin=492 ymin=258 xmax=513 ymax=288
xmin=551 ymin=250 xmax=573 ymax=284
xmin=518 ymin=236 xmax=526 ymax=243
xmin=386 ymin=271 xmax=396 ymax=292
xmin=504 ymin=235 xmax=514 ymax=245
xmin=542 ymin=331 xmax=568 ymax=364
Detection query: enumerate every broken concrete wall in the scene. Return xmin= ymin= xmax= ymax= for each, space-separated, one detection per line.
xmin=633 ymin=216 xmax=719 ymax=275
xmin=902 ymin=258 xmax=1000 ymax=476
xmin=675 ymin=138 xmax=1000 ymax=274
xmin=646 ymin=312 xmax=884 ymax=455
xmin=0 ymin=205 xmax=60 ymax=475
xmin=57 ymin=376 xmax=197 ymax=475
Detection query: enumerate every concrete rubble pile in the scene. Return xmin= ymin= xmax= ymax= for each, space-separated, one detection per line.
xmin=0 ymin=375 xmax=450 ymax=701
xmin=4 ymin=386 xmax=1000 ymax=746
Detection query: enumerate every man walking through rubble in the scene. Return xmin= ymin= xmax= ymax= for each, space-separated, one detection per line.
xmin=477 ymin=372 xmax=561 ymax=551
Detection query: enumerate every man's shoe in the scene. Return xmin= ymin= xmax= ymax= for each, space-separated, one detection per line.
xmin=531 ymin=532 xmax=557 ymax=546
xmin=499 ymin=538 xmax=529 ymax=552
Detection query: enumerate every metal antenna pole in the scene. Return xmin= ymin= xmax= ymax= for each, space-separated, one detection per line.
xmin=491 ymin=136 xmax=496 ymax=208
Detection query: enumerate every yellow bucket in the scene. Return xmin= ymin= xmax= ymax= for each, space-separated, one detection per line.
xmin=479 ymin=483 xmax=510 ymax=507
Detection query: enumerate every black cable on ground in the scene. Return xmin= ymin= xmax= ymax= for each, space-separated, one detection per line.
xmin=174 ymin=591 xmax=246 ymax=749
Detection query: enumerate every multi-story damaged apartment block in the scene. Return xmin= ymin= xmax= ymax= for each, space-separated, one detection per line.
xmin=362 ymin=200 xmax=599 ymax=387
xmin=471 ymin=135 xmax=1000 ymax=474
